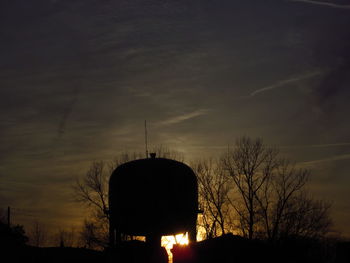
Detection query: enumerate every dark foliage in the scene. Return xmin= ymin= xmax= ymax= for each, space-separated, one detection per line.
xmin=0 ymin=220 xmax=28 ymax=249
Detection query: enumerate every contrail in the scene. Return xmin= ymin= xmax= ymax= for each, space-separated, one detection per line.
xmin=250 ymin=71 xmax=322 ymax=97
xmin=57 ymin=87 xmax=79 ymax=137
xmin=282 ymin=142 xmax=350 ymax=149
xmin=289 ymin=0 xmax=350 ymax=10
xmin=159 ymin=109 xmax=210 ymax=126
xmin=300 ymin=153 xmax=350 ymax=166
xmin=50 ymin=87 xmax=79 ymax=158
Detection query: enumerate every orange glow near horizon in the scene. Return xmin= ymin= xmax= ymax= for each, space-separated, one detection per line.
xmin=162 ymin=233 xmax=189 ymax=263
xmin=162 ymin=232 xmax=189 ymax=249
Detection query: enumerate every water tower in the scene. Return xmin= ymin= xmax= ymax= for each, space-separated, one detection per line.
xmin=109 ymin=153 xmax=198 ymax=248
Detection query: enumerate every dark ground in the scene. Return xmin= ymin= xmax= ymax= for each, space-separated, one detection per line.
xmin=3 ymin=234 xmax=350 ymax=263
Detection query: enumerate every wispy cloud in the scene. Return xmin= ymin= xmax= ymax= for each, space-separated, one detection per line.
xmin=282 ymin=143 xmax=350 ymax=149
xmin=289 ymin=0 xmax=350 ymax=10
xmin=300 ymin=154 xmax=350 ymax=166
xmin=250 ymin=71 xmax=322 ymax=97
xmin=159 ymin=109 xmax=210 ymax=126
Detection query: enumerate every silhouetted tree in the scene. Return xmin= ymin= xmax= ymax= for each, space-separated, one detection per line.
xmin=79 ymin=219 xmax=109 ymax=249
xmin=222 ymin=137 xmax=278 ymax=239
xmin=74 ymin=161 xmax=110 ymax=221
xmin=193 ymin=158 xmax=232 ymax=239
xmin=55 ymin=227 xmax=78 ymax=247
xmin=28 ymin=221 xmax=47 ymax=247
xmin=255 ymin=159 xmax=309 ymax=240
xmin=279 ymin=192 xmax=332 ymax=239
xmin=221 ymin=136 xmax=332 ymax=241
xmin=73 ymin=160 xmax=111 ymax=249
xmin=150 ymin=145 xmax=185 ymax=162
xmin=0 ymin=216 xmax=28 ymax=248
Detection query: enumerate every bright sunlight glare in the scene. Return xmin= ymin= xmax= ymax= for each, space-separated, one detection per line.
xmin=162 ymin=233 xmax=189 ymax=263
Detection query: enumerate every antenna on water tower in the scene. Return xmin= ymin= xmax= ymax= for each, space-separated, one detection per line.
xmin=145 ymin=120 xmax=149 ymax=158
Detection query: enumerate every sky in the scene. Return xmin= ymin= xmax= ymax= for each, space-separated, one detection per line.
xmin=1 ymin=0 xmax=350 ymax=238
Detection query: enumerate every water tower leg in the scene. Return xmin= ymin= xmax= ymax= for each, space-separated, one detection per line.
xmin=189 ymin=224 xmax=197 ymax=243
xmin=109 ymin=222 xmax=116 ymax=248
xmin=115 ymin=229 xmax=121 ymax=245
xmin=146 ymin=233 xmax=162 ymax=248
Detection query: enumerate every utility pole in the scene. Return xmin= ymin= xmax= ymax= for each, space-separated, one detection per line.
xmin=145 ymin=120 xmax=149 ymax=158
xmin=7 ymin=206 xmax=11 ymax=227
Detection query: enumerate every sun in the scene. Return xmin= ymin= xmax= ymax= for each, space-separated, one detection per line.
xmin=162 ymin=232 xmax=189 ymax=249
xmin=162 ymin=233 xmax=189 ymax=263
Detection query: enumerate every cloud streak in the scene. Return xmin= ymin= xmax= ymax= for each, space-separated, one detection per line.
xmin=57 ymin=87 xmax=79 ymax=137
xmin=300 ymin=154 xmax=350 ymax=166
xmin=283 ymin=143 xmax=350 ymax=149
xmin=289 ymin=0 xmax=350 ymax=10
xmin=250 ymin=71 xmax=322 ymax=97
xmin=159 ymin=109 xmax=210 ymax=126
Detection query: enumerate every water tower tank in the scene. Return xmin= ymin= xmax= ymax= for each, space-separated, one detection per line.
xmin=109 ymin=155 xmax=198 ymax=247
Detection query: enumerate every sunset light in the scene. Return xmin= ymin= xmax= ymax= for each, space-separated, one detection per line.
xmin=162 ymin=233 xmax=189 ymax=262
xmin=2 ymin=1 xmax=349 ymax=263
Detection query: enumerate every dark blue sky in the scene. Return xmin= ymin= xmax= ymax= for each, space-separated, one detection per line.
xmin=1 ymin=0 xmax=350 ymax=237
